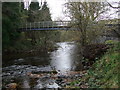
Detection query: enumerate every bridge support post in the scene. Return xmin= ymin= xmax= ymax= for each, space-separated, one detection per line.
xmin=34 ymin=22 xmax=35 ymax=29
xmin=26 ymin=23 xmax=27 ymax=31
xmin=30 ymin=23 xmax=31 ymax=30
xmin=39 ymin=22 xmax=40 ymax=29
xmin=43 ymin=22 xmax=44 ymax=28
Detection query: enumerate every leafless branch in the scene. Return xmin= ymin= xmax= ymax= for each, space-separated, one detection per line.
xmin=107 ymin=2 xmax=120 ymax=9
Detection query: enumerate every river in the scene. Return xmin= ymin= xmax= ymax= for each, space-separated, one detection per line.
xmin=2 ymin=42 xmax=83 ymax=88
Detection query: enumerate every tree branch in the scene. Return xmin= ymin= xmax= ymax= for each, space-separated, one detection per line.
xmin=107 ymin=2 xmax=120 ymax=9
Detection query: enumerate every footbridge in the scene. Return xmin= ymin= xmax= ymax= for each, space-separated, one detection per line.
xmin=19 ymin=21 xmax=73 ymax=31
xmin=19 ymin=21 xmax=119 ymax=31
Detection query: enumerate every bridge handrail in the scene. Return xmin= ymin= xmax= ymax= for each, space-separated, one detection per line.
xmin=20 ymin=21 xmax=72 ymax=29
xmin=19 ymin=21 xmax=119 ymax=31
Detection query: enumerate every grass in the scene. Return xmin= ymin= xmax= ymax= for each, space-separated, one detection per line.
xmin=69 ymin=41 xmax=120 ymax=88
xmin=86 ymin=42 xmax=120 ymax=88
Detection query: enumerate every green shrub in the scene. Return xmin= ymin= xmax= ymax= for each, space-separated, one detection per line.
xmin=105 ymin=40 xmax=119 ymax=45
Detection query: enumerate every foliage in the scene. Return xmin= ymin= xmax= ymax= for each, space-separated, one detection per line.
xmin=105 ymin=40 xmax=119 ymax=45
xmin=2 ymin=1 xmax=57 ymax=52
xmin=65 ymin=2 xmax=109 ymax=46
xmin=69 ymin=42 xmax=120 ymax=88
xmin=40 ymin=1 xmax=52 ymax=21
xmin=27 ymin=2 xmax=40 ymax=22
xmin=2 ymin=1 xmax=61 ymax=52
xmin=2 ymin=2 xmax=22 ymax=49
xmin=59 ymin=30 xmax=81 ymax=42
xmin=24 ymin=1 xmax=60 ymax=48
xmin=29 ymin=2 xmax=40 ymax=11
xmin=87 ymin=42 xmax=120 ymax=88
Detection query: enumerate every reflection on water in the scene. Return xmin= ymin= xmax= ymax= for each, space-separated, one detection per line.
xmin=2 ymin=42 xmax=83 ymax=88
xmin=51 ymin=42 xmax=80 ymax=74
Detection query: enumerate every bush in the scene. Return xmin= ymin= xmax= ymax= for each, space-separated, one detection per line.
xmin=105 ymin=40 xmax=119 ymax=45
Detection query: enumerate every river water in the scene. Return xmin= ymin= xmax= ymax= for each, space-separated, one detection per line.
xmin=2 ymin=42 xmax=83 ymax=88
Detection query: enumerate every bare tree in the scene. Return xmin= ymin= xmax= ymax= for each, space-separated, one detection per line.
xmin=107 ymin=2 xmax=120 ymax=39
xmin=107 ymin=2 xmax=120 ymax=9
xmin=64 ymin=2 xmax=109 ymax=46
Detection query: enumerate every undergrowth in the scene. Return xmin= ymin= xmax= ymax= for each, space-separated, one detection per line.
xmin=70 ymin=41 xmax=120 ymax=88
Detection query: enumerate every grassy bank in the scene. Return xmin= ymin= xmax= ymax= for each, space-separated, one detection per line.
xmin=69 ymin=41 xmax=120 ymax=88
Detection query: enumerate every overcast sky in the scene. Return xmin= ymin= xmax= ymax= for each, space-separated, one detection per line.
xmin=24 ymin=0 xmax=119 ymax=20
xmin=39 ymin=0 xmax=119 ymax=20
xmin=37 ymin=0 xmax=68 ymax=20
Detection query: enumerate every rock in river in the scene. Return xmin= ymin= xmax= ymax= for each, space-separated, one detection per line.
xmin=6 ymin=83 xmax=17 ymax=89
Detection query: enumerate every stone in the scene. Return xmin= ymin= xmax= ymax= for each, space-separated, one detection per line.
xmin=6 ymin=83 xmax=17 ymax=89
xmin=27 ymin=72 xmax=41 ymax=78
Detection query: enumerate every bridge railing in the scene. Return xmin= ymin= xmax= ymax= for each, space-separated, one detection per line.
xmin=20 ymin=21 xmax=71 ymax=30
xmin=19 ymin=21 xmax=119 ymax=31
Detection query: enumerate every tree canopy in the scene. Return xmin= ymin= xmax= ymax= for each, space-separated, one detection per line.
xmin=2 ymin=2 xmax=22 ymax=48
xmin=2 ymin=1 xmax=55 ymax=50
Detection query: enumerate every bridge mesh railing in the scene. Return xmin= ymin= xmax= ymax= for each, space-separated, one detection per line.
xmin=20 ymin=21 xmax=119 ymax=31
xmin=20 ymin=21 xmax=71 ymax=30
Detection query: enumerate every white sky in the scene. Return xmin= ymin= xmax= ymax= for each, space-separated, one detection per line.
xmin=37 ymin=0 xmax=68 ymax=21
xmin=24 ymin=0 xmax=119 ymax=20
xmin=38 ymin=0 xmax=119 ymax=20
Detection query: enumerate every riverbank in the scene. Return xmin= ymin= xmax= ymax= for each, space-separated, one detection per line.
xmin=67 ymin=42 xmax=120 ymax=88
xmin=81 ymin=43 xmax=109 ymax=69
xmin=2 ymin=42 xmax=82 ymax=88
xmin=2 ymin=41 xmax=119 ymax=89
xmin=2 ymin=42 xmax=59 ymax=61
xmin=3 ymin=42 xmax=59 ymax=54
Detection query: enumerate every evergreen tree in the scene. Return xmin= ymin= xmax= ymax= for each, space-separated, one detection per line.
xmin=40 ymin=1 xmax=52 ymax=21
xmin=27 ymin=2 xmax=40 ymax=22
xmin=2 ymin=2 xmax=22 ymax=49
xmin=25 ymin=1 xmax=53 ymax=46
xmin=29 ymin=2 xmax=40 ymax=11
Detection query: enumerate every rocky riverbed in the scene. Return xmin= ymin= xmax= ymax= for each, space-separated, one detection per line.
xmin=4 ymin=70 xmax=89 ymax=89
xmin=2 ymin=42 xmax=109 ymax=89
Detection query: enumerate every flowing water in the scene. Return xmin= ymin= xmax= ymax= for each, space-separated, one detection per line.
xmin=2 ymin=42 xmax=83 ymax=88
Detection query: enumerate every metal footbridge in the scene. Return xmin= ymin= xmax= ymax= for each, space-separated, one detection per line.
xmin=19 ymin=21 xmax=73 ymax=31
xmin=19 ymin=21 xmax=119 ymax=31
